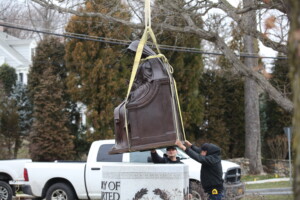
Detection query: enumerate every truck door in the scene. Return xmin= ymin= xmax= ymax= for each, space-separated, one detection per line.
xmin=85 ymin=144 xmax=123 ymax=199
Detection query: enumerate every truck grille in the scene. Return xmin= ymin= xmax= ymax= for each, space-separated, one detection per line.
xmin=225 ymin=168 xmax=241 ymax=183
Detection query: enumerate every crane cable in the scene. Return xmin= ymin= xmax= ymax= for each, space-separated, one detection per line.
xmin=123 ymin=0 xmax=186 ymax=151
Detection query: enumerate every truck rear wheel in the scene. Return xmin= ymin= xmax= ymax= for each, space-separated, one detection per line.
xmin=46 ymin=183 xmax=76 ymax=200
xmin=189 ymin=181 xmax=205 ymax=200
xmin=0 ymin=181 xmax=13 ymax=200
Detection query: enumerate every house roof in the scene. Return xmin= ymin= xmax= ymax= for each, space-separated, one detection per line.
xmin=0 ymin=31 xmax=18 ymax=40
xmin=0 ymin=31 xmax=35 ymax=67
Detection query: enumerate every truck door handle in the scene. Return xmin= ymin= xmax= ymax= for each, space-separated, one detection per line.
xmin=91 ymin=167 xmax=100 ymax=170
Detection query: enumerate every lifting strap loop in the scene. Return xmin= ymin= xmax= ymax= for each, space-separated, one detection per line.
xmin=145 ymin=0 xmax=151 ymax=28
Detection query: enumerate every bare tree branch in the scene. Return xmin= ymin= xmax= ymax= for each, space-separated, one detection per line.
xmin=257 ymin=0 xmax=288 ymax=14
xmin=235 ymin=1 xmax=285 ymax=14
xmin=217 ymin=0 xmax=287 ymax=54
xmin=30 ymin=0 xmax=293 ymax=112
xmin=213 ymin=34 xmax=293 ymax=112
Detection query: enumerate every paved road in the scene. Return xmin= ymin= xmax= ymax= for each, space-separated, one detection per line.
xmin=246 ymin=187 xmax=293 ymax=195
xmin=245 ymin=177 xmax=290 ymax=184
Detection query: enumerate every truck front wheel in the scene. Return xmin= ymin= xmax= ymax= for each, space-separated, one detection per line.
xmin=0 ymin=181 xmax=13 ymax=200
xmin=46 ymin=183 xmax=76 ymax=200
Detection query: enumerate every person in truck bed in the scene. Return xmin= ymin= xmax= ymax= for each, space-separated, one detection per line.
xmin=150 ymin=146 xmax=194 ymax=199
xmin=176 ymin=139 xmax=224 ymax=200
xmin=150 ymin=146 xmax=182 ymax=164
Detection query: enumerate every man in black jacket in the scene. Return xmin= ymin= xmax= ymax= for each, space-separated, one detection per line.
xmin=176 ymin=140 xmax=224 ymax=200
xmin=150 ymin=146 xmax=182 ymax=163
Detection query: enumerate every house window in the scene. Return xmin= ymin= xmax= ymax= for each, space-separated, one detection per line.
xmin=19 ymin=73 xmax=23 ymax=83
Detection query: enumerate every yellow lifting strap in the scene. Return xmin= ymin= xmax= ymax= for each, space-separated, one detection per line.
xmin=123 ymin=0 xmax=186 ymax=150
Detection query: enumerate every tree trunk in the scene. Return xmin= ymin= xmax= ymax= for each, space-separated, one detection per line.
xmin=13 ymin=137 xmax=21 ymax=159
xmin=242 ymin=0 xmax=263 ymax=174
xmin=287 ymin=0 xmax=300 ymax=198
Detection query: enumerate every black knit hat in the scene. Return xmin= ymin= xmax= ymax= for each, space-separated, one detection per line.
xmin=166 ymin=146 xmax=177 ymax=151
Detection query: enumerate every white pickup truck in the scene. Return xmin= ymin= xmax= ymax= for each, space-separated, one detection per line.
xmin=0 ymin=159 xmax=32 ymax=200
xmin=24 ymin=140 xmax=189 ymax=200
xmin=24 ymin=139 xmax=244 ymax=200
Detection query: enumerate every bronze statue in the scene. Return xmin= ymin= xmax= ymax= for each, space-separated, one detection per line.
xmin=110 ymin=41 xmax=185 ymax=154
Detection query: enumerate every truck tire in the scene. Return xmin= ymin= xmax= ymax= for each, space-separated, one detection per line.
xmin=0 ymin=181 xmax=13 ymax=200
xmin=189 ymin=181 xmax=206 ymax=200
xmin=46 ymin=183 xmax=76 ymax=200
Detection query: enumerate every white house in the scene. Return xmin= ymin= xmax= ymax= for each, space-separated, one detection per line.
xmin=0 ymin=30 xmax=36 ymax=84
xmin=0 ymin=29 xmax=89 ymax=126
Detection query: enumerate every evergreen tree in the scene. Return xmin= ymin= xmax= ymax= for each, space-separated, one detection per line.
xmin=199 ymin=71 xmax=228 ymax=152
xmin=10 ymin=83 xmax=33 ymax=137
xmin=199 ymin=70 xmax=245 ymax=158
xmin=28 ymin=38 xmax=66 ymax=99
xmin=28 ymin=37 xmax=85 ymax=159
xmin=221 ymin=72 xmax=245 ymax=157
xmin=199 ymin=21 xmax=245 ymax=158
xmin=0 ymin=83 xmax=19 ymax=159
xmin=0 ymin=63 xmax=17 ymax=95
xmin=214 ymin=24 xmax=245 ymax=157
xmin=262 ymin=57 xmax=292 ymax=158
xmin=8 ymin=82 xmax=33 ymax=158
xmin=65 ymin=0 xmax=132 ymax=142
xmin=0 ymin=64 xmax=23 ymax=158
xmin=28 ymin=38 xmax=75 ymax=161
xmin=152 ymin=0 xmax=204 ymax=141
xmin=200 ymin=69 xmax=245 ymax=158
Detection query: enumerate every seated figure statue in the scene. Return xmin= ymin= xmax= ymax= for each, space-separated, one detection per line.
xmin=110 ymin=41 xmax=184 ymax=154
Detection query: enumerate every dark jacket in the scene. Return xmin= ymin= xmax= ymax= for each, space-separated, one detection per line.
xmin=151 ymin=152 xmax=182 ymax=164
xmin=185 ymin=143 xmax=223 ymax=194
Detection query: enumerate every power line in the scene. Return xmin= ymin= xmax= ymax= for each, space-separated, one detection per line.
xmin=0 ymin=22 xmax=288 ymax=60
